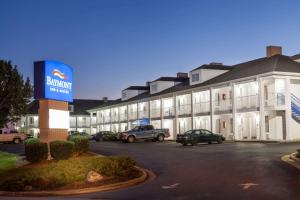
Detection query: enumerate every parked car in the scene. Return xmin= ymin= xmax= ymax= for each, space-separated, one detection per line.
xmin=120 ymin=125 xmax=169 ymax=143
xmin=93 ymin=131 xmax=117 ymax=142
xmin=176 ymin=129 xmax=225 ymax=146
xmin=0 ymin=130 xmax=27 ymax=144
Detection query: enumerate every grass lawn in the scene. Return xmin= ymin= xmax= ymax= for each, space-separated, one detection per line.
xmin=0 ymin=154 xmax=139 ymax=192
xmin=0 ymin=151 xmax=17 ymax=173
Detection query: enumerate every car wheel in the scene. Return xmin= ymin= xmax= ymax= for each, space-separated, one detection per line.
xmin=182 ymin=142 xmax=187 ymax=146
xmin=191 ymin=141 xmax=197 ymax=146
xmin=208 ymin=141 xmax=212 ymax=144
xmin=13 ymin=138 xmax=21 ymax=144
xmin=217 ymin=137 xmax=223 ymax=144
xmin=157 ymin=134 xmax=165 ymax=142
xmin=127 ymin=136 xmax=135 ymax=143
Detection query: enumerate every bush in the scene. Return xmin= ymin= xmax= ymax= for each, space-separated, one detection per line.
xmin=50 ymin=140 xmax=74 ymax=160
xmin=68 ymin=136 xmax=89 ymax=156
xmin=296 ymin=149 xmax=300 ymax=158
xmin=91 ymin=156 xmax=136 ymax=177
xmin=25 ymin=143 xmax=48 ymax=163
xmin=24 ymin=138 xmax=39 ymax=145
xmin=0 ymin=155 xmax=137 ymax=191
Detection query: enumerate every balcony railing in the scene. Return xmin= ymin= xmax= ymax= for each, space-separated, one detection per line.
xmin=91 ymin=117 xmax=97 ymax=125
xmin=111 ymin=114 xmax=119 ymax=122
xmin=214 ymin=99 xmax=232 ymax=113
xmin=119 ymin=113 xmax=127 ymax=121
xmin=194 ymin=101 xmax=210 ymax=114
xmin=177 ymin=104 xmax=191 ymax=115
xmin=150 ymin=108 xmax=161 ymax=118
xmin=236 ymin=95 xmax=259 ymax=110
xmin=264 ymin=92 xmax=285 ymax=107
xmin=163 ymin=106 xmax=175 ymax=117
xmin=103 ymin=116 xmax=111 ymax=123
xmin=138 ymin=110 xmax=149 ymax=119
xmin=128 ymin=112 xmax=137 ymax=120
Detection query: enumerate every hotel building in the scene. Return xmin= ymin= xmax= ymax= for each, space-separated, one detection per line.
xmin=87 ymin=46 xmax=300 ymax=141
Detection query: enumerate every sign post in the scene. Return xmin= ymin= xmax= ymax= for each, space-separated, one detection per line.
xmin=34 ymin=61 xmax=73 ymax=144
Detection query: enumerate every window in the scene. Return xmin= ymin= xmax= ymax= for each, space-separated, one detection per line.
xmin=151 ymin=84 xmax=158 ymax=92
xmin=194 ymin=130 xmax=201 ymax=135
xmin=192 ymin=73 xmax=200 ymax=82
xmin=222 ymin=121 xmax=226 ymax=128
xmin=122 ymin=91 xmax=127 ymax=99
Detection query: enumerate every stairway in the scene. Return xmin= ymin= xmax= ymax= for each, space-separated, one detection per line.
xmin=291 ymin=93 xmax=300 ymax=123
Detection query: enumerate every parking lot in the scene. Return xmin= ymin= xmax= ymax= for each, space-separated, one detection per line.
xmin=1 ymin=141 xmax=300 ymax=199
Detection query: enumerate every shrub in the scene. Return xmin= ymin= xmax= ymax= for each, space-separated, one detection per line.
xmin=296 ymin=149 xmax=300 ymax=158
xmin=25 ymin=143 xmax=48 ymax=163
xmin=24 ymin=138 xmax=39 ymax=145
xmin=50 ymin=140 xmax=74 ymax=160
xmin=68 ymin=136 xmax=89 ymax=156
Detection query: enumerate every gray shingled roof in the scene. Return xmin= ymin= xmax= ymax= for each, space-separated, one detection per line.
xmin=152 ymin=76 xmax=189 ymax=82
xmin=191 ymin=63 xmax=233 ymax=71
xmin=124 ymin=86 xmax=150 ymax=90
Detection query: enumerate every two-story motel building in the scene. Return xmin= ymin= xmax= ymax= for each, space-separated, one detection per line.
xmin=19 ymin=99 xmax=111 ymax=137
xmin=87 ymin=46 xmax=300 ymax=142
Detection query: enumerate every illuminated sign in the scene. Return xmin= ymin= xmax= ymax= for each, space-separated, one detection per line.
xmin=34 ymin=61 xmax=73 ymax=102
xmin=49 ymin=109 xmax=70 ymax=129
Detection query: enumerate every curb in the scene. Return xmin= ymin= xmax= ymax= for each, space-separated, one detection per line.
xmin=281 ymin=154 xmax=300 ymax=170
xmin=0 ymin=166 xmax=154 ymax=197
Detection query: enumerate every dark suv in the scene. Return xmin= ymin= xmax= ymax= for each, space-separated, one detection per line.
xmin=176 ymin=129 xmax=225 ymax=146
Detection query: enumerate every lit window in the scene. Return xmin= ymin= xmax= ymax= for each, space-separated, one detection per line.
xmin=192 ymin=73 xmax=199 ymax=82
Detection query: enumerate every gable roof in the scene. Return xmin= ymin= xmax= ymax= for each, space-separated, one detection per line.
xmin=191 ymin=63 xmax=233 ymax=71
xmin=152 ymin=76 xmax=189 ymax=82
xmin=124 ymin=86 xmax=150 ymax=90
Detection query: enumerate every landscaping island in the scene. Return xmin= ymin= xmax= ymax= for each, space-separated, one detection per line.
xmin=0 ymin=137 xmax=146 ymax=195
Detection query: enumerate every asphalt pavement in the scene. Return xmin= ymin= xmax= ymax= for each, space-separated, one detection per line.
xmin=1 ymin=141 xmax=300 ymax=200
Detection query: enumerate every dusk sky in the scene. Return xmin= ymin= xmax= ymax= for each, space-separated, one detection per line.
xmin=1 ymin=0 xmax=300 ymax=100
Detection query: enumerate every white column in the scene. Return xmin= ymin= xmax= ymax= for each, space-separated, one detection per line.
xmin=232 ymin=83 xmax=237 ymax=141
xmin=210 ymin=88 xmax=214 ymax=132
xmin=191 ymin=92 xmax=194 ymax=129
xmin=160 ymin=98 xmax=163 ymax=128
xmin=258 ymin=77 xmax=265 ymax=140
xmin=173 ymin=94 xmax=177 ymax=135
xmin=285 ymin=77 xmax=291 ymax=140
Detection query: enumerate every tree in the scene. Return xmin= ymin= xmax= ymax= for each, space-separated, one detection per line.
xmin=0 ymin=60 xmax=33 ymax=128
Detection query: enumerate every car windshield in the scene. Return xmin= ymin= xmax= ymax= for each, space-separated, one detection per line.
xmin=185 ymin=130 xmax=193 ymax=134
xmin=132 ymin=126 xmax=140 ymax=131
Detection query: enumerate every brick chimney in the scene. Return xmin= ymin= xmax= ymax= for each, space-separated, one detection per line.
xmin=102 ymin=97 xmax=108 ymax=102
xmin=266 ymin=45 xmax=282 ymax=57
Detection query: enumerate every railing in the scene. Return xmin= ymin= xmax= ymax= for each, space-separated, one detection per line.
xmin=163 ymin=106 xmax=175 ymax=117
xmin=150 ymin=108 xmax=161 ymax=118
xmin=128 ymin=112 xmax=137 ymax=120
xmin=91 ymin=117 xmax=97 ymax=125
xmin=119 ymin=113 xmax=127 ymax=121
xmin=138 ymin=110 xmax=149 ymax=119
xmin=103 ymin=116 xmax=111 ymax=123
xmin=194 ymin=101 xmax=210 ymax=114
xmin=111 ymin=114 xmax=119 ymax=122
xmin=177 ymin=104 xmax=191 ymax=115
xmin=214 ymin=99 xmax=232 ymax=112
xmin=236 ymin=95 xmax=259 ymax=110
xmin=264 ymin=92 xmax=285 ymax=107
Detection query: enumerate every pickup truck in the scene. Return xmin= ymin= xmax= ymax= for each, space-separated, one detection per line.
xmin=0 ymin=130 xmax=27 ymax=144
xmin=120 ymin=125 xmax=170 ymax=143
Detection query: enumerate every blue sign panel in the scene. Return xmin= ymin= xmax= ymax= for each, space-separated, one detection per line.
xmin=34 ymin=61 xmax=73 ymax=102
xmin=132 ymin=118 xmax=150 ymax=125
